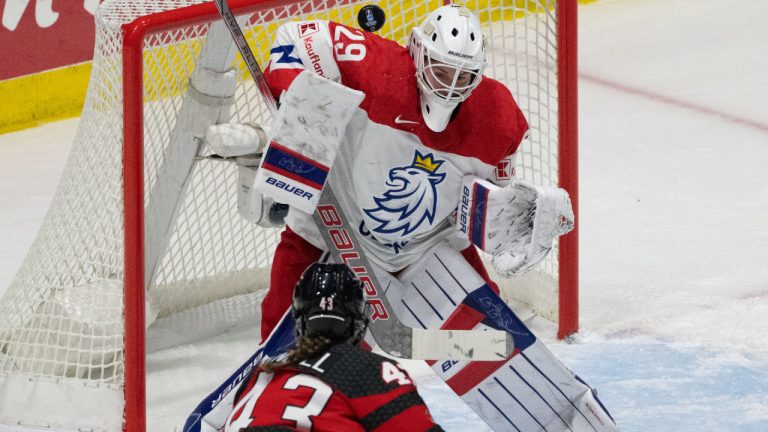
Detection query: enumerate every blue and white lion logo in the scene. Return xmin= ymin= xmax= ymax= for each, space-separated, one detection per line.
xmin=363 ymin=150 xmax=446 ymax=237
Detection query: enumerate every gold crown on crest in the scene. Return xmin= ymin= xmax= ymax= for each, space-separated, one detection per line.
xmin=413 ymin=151 xmax=443 ymax=173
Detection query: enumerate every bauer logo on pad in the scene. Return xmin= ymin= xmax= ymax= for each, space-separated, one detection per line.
xmin=261 ymin=142 xmax=329 ymax=189
xmin=469 ymin=182 xmax=490 ymax=249
xmin=456 ymin=176 xmax=494 ymax=251
xmin=257 ymin=141 xmax=329 ymax=211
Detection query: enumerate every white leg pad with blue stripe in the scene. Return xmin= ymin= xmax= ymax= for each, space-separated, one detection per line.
xmin=387 ymin=242 xmax=618 ymax=431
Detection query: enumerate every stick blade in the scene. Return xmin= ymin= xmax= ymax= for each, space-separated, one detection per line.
xmin=410 ymin=329 xmax=514 ymax=361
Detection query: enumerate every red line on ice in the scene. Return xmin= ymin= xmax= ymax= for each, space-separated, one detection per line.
xmin=580 ymin=73 xmax=768 ymax=135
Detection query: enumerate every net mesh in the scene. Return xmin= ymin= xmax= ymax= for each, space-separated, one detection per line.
xmin=0 ymin=0 xmax=563 ymax=422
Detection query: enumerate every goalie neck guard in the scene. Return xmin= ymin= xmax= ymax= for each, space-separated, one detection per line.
xmin=409 ymin=5 xmax=487 ymax=132
xmin=292 ymin=263 xmax=369 ymax=344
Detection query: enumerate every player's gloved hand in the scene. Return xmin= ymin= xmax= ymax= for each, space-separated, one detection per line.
xmin=456 ymin=177 xmax=574 ymax=276
xmin=205 ymin=122 xmax=267 ymax=158
xmin=205 ymin=122 xmax=286 ymax=227
xmin=489 ymin=181 xmax=573 ymax=276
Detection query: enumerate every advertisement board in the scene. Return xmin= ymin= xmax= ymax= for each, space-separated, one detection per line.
xmin=0 ymin=1 xmax=100 ymax=133
xmin=1 ymin=0 xmax=98 ymax=80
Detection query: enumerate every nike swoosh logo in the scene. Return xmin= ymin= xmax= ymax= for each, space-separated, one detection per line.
xmin=394 ymin=115 xmax=420 ymax=125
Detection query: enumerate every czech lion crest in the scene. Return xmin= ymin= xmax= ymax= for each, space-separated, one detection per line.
xmin=363 ymin=150 xmax=446 ymax=238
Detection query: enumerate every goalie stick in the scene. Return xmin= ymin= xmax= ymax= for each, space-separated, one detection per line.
xmin=212 ymin=0 xmax=512 ymax=361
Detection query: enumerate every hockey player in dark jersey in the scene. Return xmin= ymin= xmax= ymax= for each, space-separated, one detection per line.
xmin=222 ymin=263 xmax=443 ymax=432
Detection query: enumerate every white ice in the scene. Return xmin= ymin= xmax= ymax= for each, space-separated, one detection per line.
xmin=1 ymin=0 xmax=767 ymax=431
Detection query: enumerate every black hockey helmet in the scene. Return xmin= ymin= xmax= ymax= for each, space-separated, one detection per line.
xmin=292 ymin=263 xmax=369 ymax=344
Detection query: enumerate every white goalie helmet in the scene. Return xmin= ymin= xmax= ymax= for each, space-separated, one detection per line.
xmin=409 ymin=5 xmax=486 ymax=132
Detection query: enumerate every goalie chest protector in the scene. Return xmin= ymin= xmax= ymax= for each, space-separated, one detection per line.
xmin=266 ymin=21 xmax=529 ymax=270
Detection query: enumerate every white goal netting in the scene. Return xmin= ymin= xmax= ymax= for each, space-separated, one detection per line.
xmin=0 ymin=0 xmax=566 ymax=430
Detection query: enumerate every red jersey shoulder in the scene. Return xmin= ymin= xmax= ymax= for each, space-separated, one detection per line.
xmin=449 ymin=77 xmax=529 ymax=164
xmin=328 ymin=21 xmax=408 ymax=75
xmin=328 ymin=22 xmax=417 ymax=109
xmin=328 ymin=22 xmax=527 ymax=166
xmin=265 ymin=20 xmax=526 ymax=167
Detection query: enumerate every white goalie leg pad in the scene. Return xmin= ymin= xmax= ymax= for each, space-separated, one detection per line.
xmin=391 ymin=241 xmax=488 ymax=330
xmin=457 ymin=176 xmax=574 ymax=277
xmin=254 ymin=71 xmax=365 ymax=213
xmin=386 ymin=242 xmax=617 ymax=431
xmin=184 ymin=65 xmax=238 ymax=137
xmin=447 ymin=337 xmax=618 ymax=432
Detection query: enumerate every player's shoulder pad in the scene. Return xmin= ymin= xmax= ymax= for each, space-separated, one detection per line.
xmin=466 ymin=77 xmax=529 ymax=157
xmin=294 ymin=343 xmax=407 ymax=398
xmin=269 ymin=20 xmax=341 ymax=81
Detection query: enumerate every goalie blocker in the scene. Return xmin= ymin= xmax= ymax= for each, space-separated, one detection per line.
xmin=253 ymin=70 xmax=364 ymax=214
xmin=457 ymin=176 xmax=574 ymax=276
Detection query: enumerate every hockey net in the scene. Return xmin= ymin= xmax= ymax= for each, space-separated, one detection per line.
xmin=0 ymin=0 xmax=576 ymax=430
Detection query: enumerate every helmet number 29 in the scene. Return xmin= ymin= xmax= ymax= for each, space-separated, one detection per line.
xmin=333 ymin=25 xmax=366 ymax=62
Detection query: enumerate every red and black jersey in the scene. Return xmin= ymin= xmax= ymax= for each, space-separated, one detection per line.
xmin=224 ymin=344 xmax=443 ymax=432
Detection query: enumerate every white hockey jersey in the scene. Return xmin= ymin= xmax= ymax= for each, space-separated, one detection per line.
xmin=265 ymin=20 xmax=529 ymax=272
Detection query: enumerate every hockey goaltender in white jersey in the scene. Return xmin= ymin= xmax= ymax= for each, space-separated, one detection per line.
xmin=251 ymin=8 xmax=536 ymax=340
xmin=197 ymin=4 xmax=619 ymax=432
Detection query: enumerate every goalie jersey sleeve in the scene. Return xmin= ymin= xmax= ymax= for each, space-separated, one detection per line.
xmin=226 ymin=344 xmax=443 ymax=432
xmin=264 ymin=21 xmax=342 ymax=97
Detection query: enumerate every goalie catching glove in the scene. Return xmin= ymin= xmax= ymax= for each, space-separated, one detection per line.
xmin=456 ymin=176 xmax=574 ymax=276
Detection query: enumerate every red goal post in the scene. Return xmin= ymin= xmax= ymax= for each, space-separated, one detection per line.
xmin=557 ymin=0 xmax=578 ymax=341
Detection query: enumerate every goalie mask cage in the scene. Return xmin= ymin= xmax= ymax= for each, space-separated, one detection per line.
xmin=0 ymin=0 xmax=577 ymax=430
